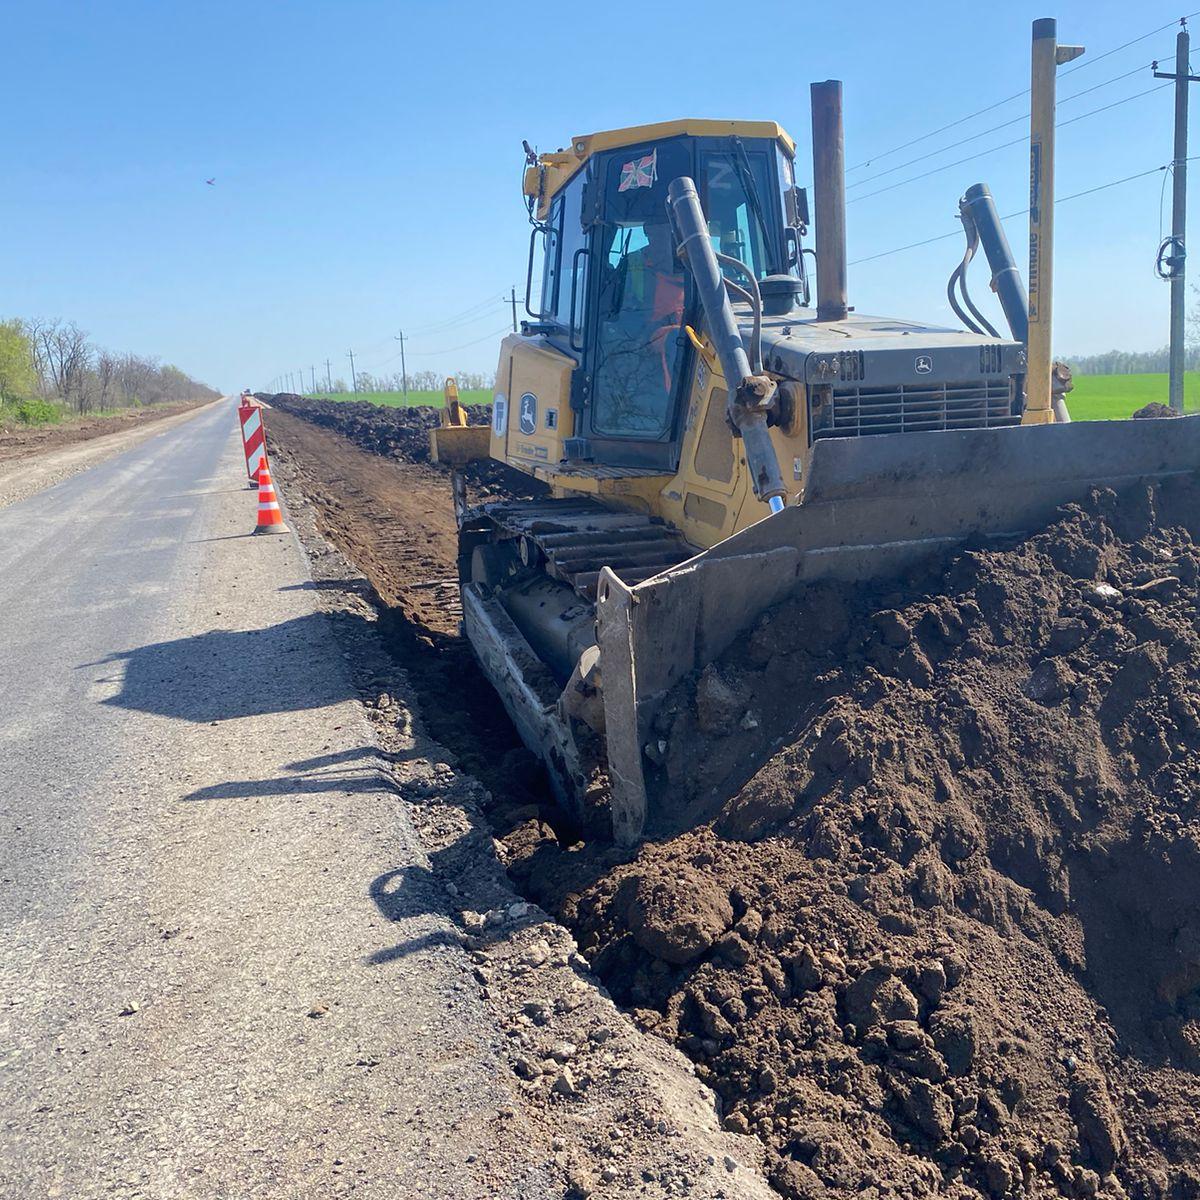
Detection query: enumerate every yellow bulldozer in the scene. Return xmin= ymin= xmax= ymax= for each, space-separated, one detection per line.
xmin=434 ymin=84 xmax=1199 ymax=845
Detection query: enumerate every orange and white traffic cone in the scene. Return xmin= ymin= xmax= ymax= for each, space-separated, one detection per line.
xmin=252 ymin=464 xmax=288 ymax=534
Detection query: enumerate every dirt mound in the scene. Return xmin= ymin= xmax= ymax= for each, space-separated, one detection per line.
xmin=1131 ymin=403 xmax=1181 ymax=420
xmin=266 ymin=393 xmax=490 ymax=464
xmin=504 ymin=474 xmax=1200 ymax=1198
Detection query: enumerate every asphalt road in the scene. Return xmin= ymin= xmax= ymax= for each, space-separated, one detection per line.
xmin=0 ymin=400 xmax=555 ymax=1198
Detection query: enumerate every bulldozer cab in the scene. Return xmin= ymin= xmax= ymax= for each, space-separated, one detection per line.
xmin=526 ymin=123 xmax=805 ymax=472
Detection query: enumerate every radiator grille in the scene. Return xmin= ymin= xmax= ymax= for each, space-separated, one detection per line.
xmin=814 ymin=379 xmax=1019 ymax=439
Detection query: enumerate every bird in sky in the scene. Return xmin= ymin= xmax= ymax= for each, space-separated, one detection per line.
xmin=205 ymin=177 xmax=215 ymax=186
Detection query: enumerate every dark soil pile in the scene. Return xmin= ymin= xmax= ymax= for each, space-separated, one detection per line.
xmin=504 ymin=474 xmax=1200 ymax=1199
xmin=1131 ymin=403 xmax=1182 ymax=420
xmin=265 ymin=393 xmax=491 ymax=464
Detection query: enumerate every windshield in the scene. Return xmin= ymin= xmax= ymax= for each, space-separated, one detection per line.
xmin=589 ymin=139 xmax=691 ymax=439
xmin=700 ymin=146 xmax=777 ymax=280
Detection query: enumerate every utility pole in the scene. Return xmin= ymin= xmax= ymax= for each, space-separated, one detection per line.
xmin=395 ymin=331 xmax=408 ymax=396
xmin=1155 ymin=23 xmax=1198 ymax=413
xmin=324 ymin=358 xmax=332 ymax=392
xmin=508 ymin=286 xmax=519 ymax=332
xmin=309 ymin=365 xmax=317 ymax=393
xmin=1024 ymin=18 xmax=1084 ymax=425
xmin=299 ymin=368 xmax=305 ymax=395
xmin=347 ymin=350 xmax=357 ymax=393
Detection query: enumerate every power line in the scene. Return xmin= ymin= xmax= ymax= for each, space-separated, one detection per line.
xmin=849 ymin=158 xmax=1199 ymax=266
xmin=848 ymin=12 xmax=1200 ymax=172
xmin=351 ymin=298 xmax=501 ymax=361
xmin=350 ymin=295 xmax=511 ymax=369
xmin=1059 ymin=12 xmax=1199 ymax=78
xmin=847 ymin=61 xmax=1158 ymax=191
xmin=407 ymin=304 xmax=513 ymax=338
xmin=848 ymin=81 xmax=1172 ymax=205
xmin=847 ymin=88 xmax=1027 ymax=172
xmin=406 ymin=325 xmax=513 ymax=357
xmin=358 ymin=323 xmax=511 ymax=370
xmin=406 ymin=293 xmax=507 ymax=335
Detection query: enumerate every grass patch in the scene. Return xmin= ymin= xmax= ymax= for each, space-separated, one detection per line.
xmin=0 ymin=397 xmax=63 ymax=427
xmin=305 ymin=389 xmax=493 ymax=409
xmin=1066 ymin=371 xmax=1200 ymax=420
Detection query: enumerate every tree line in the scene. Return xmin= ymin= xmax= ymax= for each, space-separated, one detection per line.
xmin=1063 ymin=346 xmax=1200 ymax=375
xmin=306 ymin=368 xmax=495 ymax=395
xmin=0 ymin=316 xmax=219 ymax=421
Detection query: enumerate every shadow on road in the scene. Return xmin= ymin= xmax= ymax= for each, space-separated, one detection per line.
xmin=181 ymin=759 xmax=390 ymax=802
xmin=83 ymin=612 xmax=359 ymax=722
xmin=279 ymin=579 xmax=369 ymax=594
xmin=365 ymin=865 xmax=468 ymax=964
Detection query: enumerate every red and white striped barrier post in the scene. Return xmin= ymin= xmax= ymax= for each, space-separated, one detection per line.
xmin=238 ymin=396 xmax=268 ymax=489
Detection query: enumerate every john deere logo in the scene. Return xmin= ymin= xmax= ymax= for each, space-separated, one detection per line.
xmin=519 ymin=392 xmax=537 ymax=435
xmin=915 ymin=355 xmax=933 ymax=374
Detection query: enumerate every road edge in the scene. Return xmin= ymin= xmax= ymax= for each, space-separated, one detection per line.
xmin=0 ymin=398 xmax=226 ymax=511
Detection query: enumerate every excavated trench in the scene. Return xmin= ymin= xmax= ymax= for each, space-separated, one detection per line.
xmin=268 ymin=395 xmax=1200 ymax=1200
xmin=263 ymin=402 xmax=565 ymax=838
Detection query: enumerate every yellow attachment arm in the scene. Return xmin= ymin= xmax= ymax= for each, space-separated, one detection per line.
xmin=442 ymin=376 xmax=468 ymax=428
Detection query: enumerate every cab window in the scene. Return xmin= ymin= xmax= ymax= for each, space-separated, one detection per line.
xmin=538 ymin=204 xmax=560 ymax=319
xmin=700 ymin=148 xmax=777 ymax=280
xmin=554 ymin=172 xmax=588 ymax=333
xmin=589 ymin=139 xmax=691 ymax=439
xmin=538 ymin=173 xmax=589 ymax=336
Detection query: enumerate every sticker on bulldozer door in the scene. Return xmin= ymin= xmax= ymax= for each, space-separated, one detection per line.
xmin=493 ymin=393 xmax=507 ymax=435
xmin=519 ymin=392 xmax=537 ymax=435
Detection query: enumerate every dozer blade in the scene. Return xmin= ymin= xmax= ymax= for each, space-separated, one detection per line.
xmin=430 ymin=424 xmax=490 ymax=466
xmin=596 ymin=416 xmax=1200 ymax=843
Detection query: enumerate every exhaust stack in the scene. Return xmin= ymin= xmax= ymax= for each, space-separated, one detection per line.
xmin=811 ymin=80 xmax=848 ymax=322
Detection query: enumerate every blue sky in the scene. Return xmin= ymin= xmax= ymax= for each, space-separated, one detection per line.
xmin=4 ymin=0 xmax=1194 ymax=391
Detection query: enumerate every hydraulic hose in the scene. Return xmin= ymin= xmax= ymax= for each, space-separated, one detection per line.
xmin=948 ymin=212 xmax=1000 ymax=338
xmin=714 ymin=251 xmax=763 ymax=374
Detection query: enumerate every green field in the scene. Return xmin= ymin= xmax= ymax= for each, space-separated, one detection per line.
xmin=304 ymin=389 xmax=492 ymax=408
xmin=303 ymin=374 xmax=1197 ymax=421
xmin=1065 ymin=371 xmax=1199 ymax=420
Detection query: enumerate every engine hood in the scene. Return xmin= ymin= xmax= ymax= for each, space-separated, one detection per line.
xmin=741 ymin=306 xmax=1027 ymax=386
